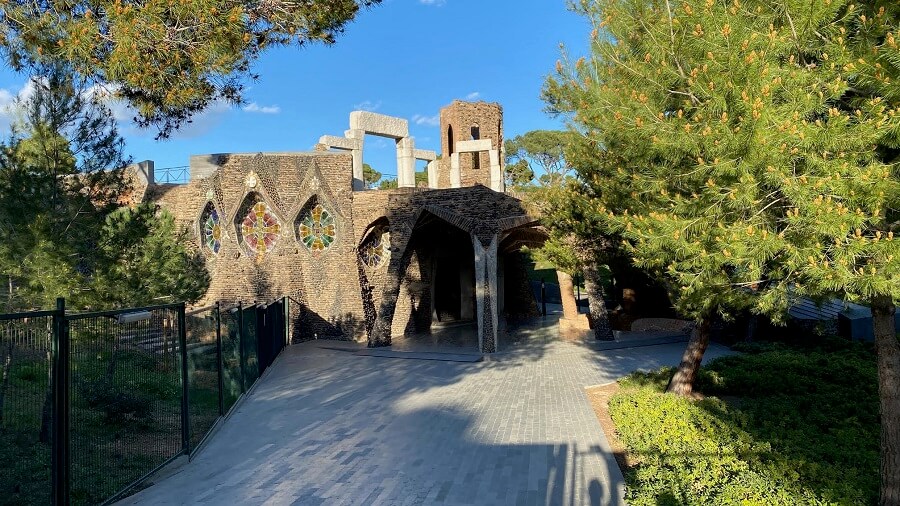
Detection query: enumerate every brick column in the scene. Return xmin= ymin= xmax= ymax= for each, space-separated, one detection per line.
xmin=473 ymin=233 xmax=499 ymax=353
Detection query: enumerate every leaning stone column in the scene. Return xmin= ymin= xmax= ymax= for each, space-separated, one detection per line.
xmin=369 ymin=252 xmax=406 ymax=347
xmin=346 ymin=128 xmax=365 ymax=191
xmin=427 ymin=160 xmax=438 ymax=189
xmin=473 ymin=233 xmax=499 ymax=353
xmin=397 ymin=137 xmax=416 ymax=188
xmin=488 ymin=149 xmax=504 ymax=192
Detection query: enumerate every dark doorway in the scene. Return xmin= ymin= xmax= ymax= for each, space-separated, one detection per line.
xmin=430 ymin=227 xmax=475 ymax=322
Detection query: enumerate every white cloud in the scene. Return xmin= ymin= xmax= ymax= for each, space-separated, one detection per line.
xmin=354 ymin=100 xmax=382 ymax=112
xmin=412 ymin=113 xmax=440 ymax=127
xmin=242 ymin=102 xmax=280 ymax=114
xmin=420 ymin=0 xmax=446 ymax=5
xmin=465 ymin=91 xmax=481 ymax=100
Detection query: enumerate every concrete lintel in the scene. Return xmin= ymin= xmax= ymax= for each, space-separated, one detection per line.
xmin=319 ymin=135 xmax=361 ymax=151
xmin=414 ymin=149 xmax=437 ymax=162
xmin=349 ymin=111 xmax=409 ymax=139
xmin=456 ymin=139 xmax=493 ymax=154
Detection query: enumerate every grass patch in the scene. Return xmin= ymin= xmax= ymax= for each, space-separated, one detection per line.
xmin=609 ymin=338 xmax=879 ymax=505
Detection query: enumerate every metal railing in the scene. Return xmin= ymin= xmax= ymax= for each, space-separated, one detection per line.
xmin=0 ymin=297 xmax=291 ymax=505
xmin=154 ymin=166 xmax=189 ymax=184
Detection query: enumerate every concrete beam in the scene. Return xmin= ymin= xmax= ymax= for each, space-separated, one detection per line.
xmin=349 ymin=111 xmax=409 ymax=139
xmin=455 ymin=139 xmax=493 ymax=154
xmin=414 ymin=149 xmax=437 ymax=162
xmin=318 ymin=135 xmax=361 ymax=151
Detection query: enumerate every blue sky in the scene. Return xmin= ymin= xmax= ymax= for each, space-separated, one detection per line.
xmin=0 ymin=0 xmax=590 ymax=181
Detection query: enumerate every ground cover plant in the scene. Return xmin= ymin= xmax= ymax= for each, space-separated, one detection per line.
xmin=609 ymin=338 xmax=880 ymax=505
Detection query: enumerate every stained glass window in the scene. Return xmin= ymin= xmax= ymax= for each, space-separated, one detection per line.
xmin=241 ymin=201 xmax=281 ymax=258
xmin=360 ymin=229 xmax=389 ymax=268
xmin=298 ymin=204 xmax=337 ymax=252
xmin=202 ymin=205 xmax=222 ymax=254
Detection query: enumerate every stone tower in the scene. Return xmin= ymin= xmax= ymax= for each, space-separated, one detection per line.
xmin=437 ymin=100 xmax=504 ymax=190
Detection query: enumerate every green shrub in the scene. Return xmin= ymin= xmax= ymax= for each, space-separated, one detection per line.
xmin=610 ymin=343 xmax=879 ymax=505
xmin=76 ymin=379 xmax=152 ymax=423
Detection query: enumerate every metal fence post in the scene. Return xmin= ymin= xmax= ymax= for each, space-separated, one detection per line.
xmin=237 ymin=302 xmax=246 ymax=394
xmin=51 ymin=297 xmax=70 ymax=506
xmin=215 ymin=302 xmax=224 ymax=416
xmin=177 ymin=303 xmax=190 ymax=455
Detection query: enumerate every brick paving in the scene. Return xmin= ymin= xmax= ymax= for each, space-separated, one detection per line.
xmin=121 ymin=320 xmax=732 ymax=506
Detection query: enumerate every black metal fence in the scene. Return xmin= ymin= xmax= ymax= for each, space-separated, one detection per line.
xmin=0 ymin=297 xmax=290 ymax=505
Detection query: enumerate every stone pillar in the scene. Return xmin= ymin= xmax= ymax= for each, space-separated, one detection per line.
xmin=346 ymin=128 xmax=365 ymax=191
xmin=450 ymin=153 xmax=461 ymax=188
xmin=488 ymin=149 xmax=503 ymax=192
xmin=397 ymin=137 xmax=416 ymax=188
xmin=473 ymin=234 xmax=499 ymax=353
xmin=427 ymin=160 xmax=438 ymax=189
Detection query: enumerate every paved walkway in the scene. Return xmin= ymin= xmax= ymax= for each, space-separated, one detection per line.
xmin=121 ymin=319 xmax=732 ymax=506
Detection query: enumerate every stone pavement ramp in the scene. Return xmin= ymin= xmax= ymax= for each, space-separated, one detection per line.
xmin=119 ymin=335 xmax=732 ymax=506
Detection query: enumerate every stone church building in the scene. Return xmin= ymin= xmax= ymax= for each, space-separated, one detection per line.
xmin=132 ymin=100 xmax=544 ymax=353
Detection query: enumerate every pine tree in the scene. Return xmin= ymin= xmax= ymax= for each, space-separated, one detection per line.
xmin=0 ymin=0 xmax=381 ymax=137
xmin=545 ymin=1 xmax=900 ymax=500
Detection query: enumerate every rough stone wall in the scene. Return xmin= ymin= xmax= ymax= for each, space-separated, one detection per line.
xmin=437 ymin=100 xmax=503 ymax=189
xmin=149 ymin=152 xmax=367 ymax=342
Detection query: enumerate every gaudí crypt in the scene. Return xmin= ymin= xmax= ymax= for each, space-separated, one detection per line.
xmin=130 ymin=100 xmax=545 ymax=353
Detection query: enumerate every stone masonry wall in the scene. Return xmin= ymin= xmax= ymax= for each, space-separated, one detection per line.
xmin=150 ymin=152 xmax=367 ymax=342
xmin=437 ymin=100 xmax=503 ymax=189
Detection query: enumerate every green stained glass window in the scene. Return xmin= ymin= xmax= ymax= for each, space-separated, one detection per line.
xmin=241 ymin=201 xmax=280 ymax=259
xmin=202 ymin=206 xmax=222 ymax=254
xmin=298 ymin=204 xmax=336 ymax=253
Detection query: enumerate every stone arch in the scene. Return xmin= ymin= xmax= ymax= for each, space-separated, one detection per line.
xmin=198 ymin=201 xmax=224 ymax=256
xmin=294 ymin=194 xmax=339 ymax=255
xmin=233 ymin=191 xmax=283 ymax=261
xmin=358 ymin=217 xmax=390 ymax=270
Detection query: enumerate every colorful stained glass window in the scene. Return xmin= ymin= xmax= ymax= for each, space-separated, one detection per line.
xmin=298 ymin=204 xmax=337 ymax=252
xmin=360 ymin=229 xmax=389 ymax=268
xmin=202 ymin=206 xmax=222 ymax=254
xmin=241 ymin=201 xmax=281 ymax=258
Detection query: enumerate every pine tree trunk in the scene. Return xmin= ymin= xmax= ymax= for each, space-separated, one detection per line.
xmin=583 ymin=264 xmax=614 ymax=340
xmin=871 ymin=296 xmax=900 ymax=506
xmin=666 ymin=317 xmax=711 ymax=396
xmin=556 ymin=271 xmax=579 ymax=320
xmin=0 ymin=339 xmax=13 ymax=424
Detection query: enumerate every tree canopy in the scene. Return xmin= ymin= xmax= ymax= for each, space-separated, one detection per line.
xmin=546 ymin=0 xmax=900 ymax=498
xmin=0 ymin=67 xmax=208 ymax=309
xmin=0 ymin=0 xmax=381 ymax=137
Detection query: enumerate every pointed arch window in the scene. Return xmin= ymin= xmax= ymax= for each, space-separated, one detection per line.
xmin=298 ymin=203 xmax=337 ymax=253
xmin=200 ymin=202 xmax=222 ymax=255
xmin=237 ymin=194 xmax=281 ymax=259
